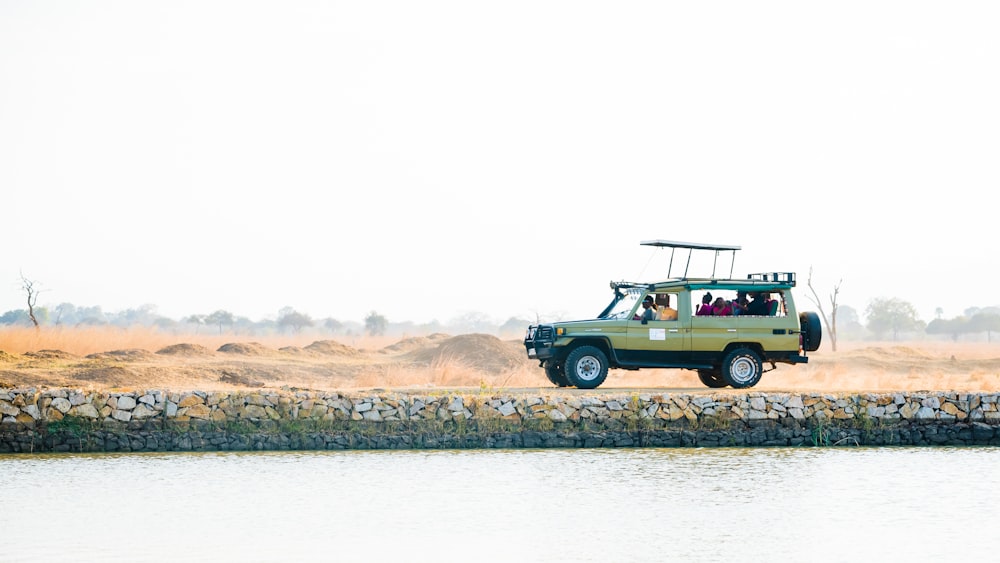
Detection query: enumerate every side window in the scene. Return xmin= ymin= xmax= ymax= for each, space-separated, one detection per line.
xmin=739 ymin=291 xmax=788 ymax=316
xmin=653 ymin=293 xmax=678 ymax=321
xmin=693 ymin=291 xmax=740 ymax=316
xmin=772 ymin=291 xmax=787 ymax=316
xmin=692 ymin=290 xmax=786 ymax=317
xmin=742 ymin=291 xmax=784 ymax=316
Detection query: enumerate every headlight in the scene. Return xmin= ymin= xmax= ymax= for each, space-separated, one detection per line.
xmin=556 ymin=327 xmax=565 ymax=336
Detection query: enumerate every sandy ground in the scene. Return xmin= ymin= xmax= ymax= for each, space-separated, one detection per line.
xmin=2 ymin=334 xmax=1000 ymax=394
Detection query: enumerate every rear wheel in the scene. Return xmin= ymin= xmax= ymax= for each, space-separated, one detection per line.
xmin=564 ymin=346 xmax=609 ymax=389
xmin=721 ymin=347 xmax=763 ymax=388
xmin=544 ymin=361 xmax=570 ymax=387
xmin=697 ymin=369 xmax=728 ymax=388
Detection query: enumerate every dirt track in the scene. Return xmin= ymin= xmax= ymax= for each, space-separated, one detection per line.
xmin=2 ymin=334 xmax=1000 ymax=394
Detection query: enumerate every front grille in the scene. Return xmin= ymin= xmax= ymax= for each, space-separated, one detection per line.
xmin=525 ymin=325 xmax=554 ymax=343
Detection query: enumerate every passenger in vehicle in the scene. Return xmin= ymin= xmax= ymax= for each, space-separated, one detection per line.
xmin=767 ymin=295 xmax=780 ymax=316
xmin=732 ymin=291 xmax=748 ymax=316
xmin=635 ymin=295 xmax=657 ymax=322
xmin=744 ymin=292 xmax=770 ymax=316
xmin=656 ymin=294 xmax=678 ymax=321
xmin=712 ymin=297 xmax=732 ymax=316
xmin=696 ymin=293 xmax=713 ymax=316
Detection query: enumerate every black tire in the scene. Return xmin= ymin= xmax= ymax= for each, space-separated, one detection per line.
xmin=564 ymin=346 xmax=609 ymax=389
xmin=544 ymin=361 xmax=570 ymax=387
xmin=721 ymin=347 xmax=763 ymax=388
xmin=697 ymin=369 xmax=728 ymax=388
xmin=799 ymin=311 xmax=823 ymax=352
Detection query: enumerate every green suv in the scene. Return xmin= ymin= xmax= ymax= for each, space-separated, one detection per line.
xmin=523 ymin=240 xmax=822 ymax=389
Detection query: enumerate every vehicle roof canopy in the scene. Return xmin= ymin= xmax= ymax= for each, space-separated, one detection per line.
xmin=639 ymin=239 xmax=741 ymax=279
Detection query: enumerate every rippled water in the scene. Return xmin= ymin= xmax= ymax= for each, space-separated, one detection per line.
xmin=4 ymin=447 xmax=999 ymax=562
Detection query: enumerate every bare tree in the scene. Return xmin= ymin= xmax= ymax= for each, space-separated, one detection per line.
xmin=806 ymin=267 xmax=841 ymax=352
xmin=19 ymin=272 xmax=42 ymax=329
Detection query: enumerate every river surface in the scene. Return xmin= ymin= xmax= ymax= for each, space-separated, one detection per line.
xmin=3 ymin=447 xmax=998 ymax=562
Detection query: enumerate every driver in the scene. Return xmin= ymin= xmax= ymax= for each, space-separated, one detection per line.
xmin=634 ymin=295 xmax=657 ymax=321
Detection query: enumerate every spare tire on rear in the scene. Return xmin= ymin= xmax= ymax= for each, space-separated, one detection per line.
xmin=799 ymin=311 xmax=822 ymax=352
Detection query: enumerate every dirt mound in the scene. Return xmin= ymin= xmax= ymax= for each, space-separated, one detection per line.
xmin=380 ymin=334 xmax=452 ymax=354
xmin=157 ymin=343 xmax=214 ymax=357
xmin=217 ymin=342 xmax=273 ymax=356
xmin=23 ymin=350 xmax=77 ymax=360
xmin=86 ymin=349 xmax=158 ymax=362
xmin=303 ymin=340 xmax=360 ymax=357
xmin=405 ymin=333 xmax=532 ymax=374
xmin=381 ymin=336 xmax=436 ymax=354
xmin=0 ymin=351 xmax=18 ymax=363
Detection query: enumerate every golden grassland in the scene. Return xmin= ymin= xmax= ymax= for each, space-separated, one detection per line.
xmin=0 ymin=326 xmax=403 ymax=357
xmin=2 ymin=326 xmax=1000 ymax=394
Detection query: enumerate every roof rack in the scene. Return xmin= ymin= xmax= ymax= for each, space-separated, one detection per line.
xmin=747 ymin=272 xmax=796 ymax=286
xmin=640 ymin=239 xmax=741 ymax=280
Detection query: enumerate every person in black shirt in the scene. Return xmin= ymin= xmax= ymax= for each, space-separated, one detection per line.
xmin=744 ymin=292 xmax=770 ymax=316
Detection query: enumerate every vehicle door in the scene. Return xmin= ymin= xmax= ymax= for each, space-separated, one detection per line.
xmin=737 ymin=289 xmax=800 ymax=353
xmin=689 ymin=288 xmax=739 ymax=354
xmin=623 ymin=291 xmax=687 ymax=364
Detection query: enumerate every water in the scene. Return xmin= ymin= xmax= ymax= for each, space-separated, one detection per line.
xmin=3 ymin=447 xmax=998 ymax=562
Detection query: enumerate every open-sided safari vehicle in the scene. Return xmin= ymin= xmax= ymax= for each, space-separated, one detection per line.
xmin=523 ymin=240 xmax=822 ymax=389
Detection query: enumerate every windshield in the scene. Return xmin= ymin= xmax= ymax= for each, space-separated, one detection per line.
xmin=599 ymin=288 xmax=644 ymax=320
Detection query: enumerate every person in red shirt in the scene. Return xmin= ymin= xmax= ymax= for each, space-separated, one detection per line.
xmin=711 ymin=297 xmax=732 ymax=316
xmin=696 ymin=293 xmax=714 ymax=316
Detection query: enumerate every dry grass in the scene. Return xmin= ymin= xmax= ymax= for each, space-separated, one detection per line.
xmin=0 ymin=326 xmax=539 ymax=392
xmin=0 ymin=326 xmax=402 ymax=357
xmin=762 ymin=340 xmax=1000 ymax=393
xmin=2 ymin=327 xmax=1000 ymax=393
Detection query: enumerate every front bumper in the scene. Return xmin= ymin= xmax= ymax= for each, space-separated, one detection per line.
xmin=524 ymin=324 xmax=557 ymax=362
xmin=525 ymin=342 xmax=556 ymax=361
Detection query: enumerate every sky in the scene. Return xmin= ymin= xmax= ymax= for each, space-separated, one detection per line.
xmin=1 ymin=1 xmax=998 ymax=327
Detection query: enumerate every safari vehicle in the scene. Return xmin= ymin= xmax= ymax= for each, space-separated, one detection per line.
xmin=523 ymin=240 xmax=822 ymax=389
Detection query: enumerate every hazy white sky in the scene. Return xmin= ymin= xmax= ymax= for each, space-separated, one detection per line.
xmin=2 ymin=1 xmax=997 ymax=326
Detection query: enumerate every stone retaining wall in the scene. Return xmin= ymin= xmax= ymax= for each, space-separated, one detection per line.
xmin=3 ymin=387 xmax=1000 ymax=453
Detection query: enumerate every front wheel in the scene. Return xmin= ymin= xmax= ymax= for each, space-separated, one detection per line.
xmin=544 ymin=361 xmax=570 ymax=387
xmin=721 ymin=347 xmax=763 ymax=388
xmin=697 ymin=369 xmax=728 ymax=388
xmin=564 ymin=346 xmax=609 ymax=389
